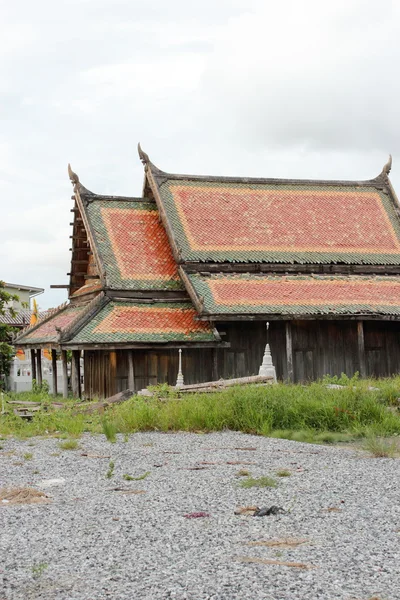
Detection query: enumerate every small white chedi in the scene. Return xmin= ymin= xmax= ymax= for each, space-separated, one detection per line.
xmin=258 ymin=323 xmax=277 ymax=382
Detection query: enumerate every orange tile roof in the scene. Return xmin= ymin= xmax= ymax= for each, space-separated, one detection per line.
xmin=17 ymin=305 xmax=86 ymax=344
xmin=187 ymin=273 xmax=400 ymax=316
xmin=85 ymin=200 xmax=183 ymax=290
xmin=67 ymin=302 xmax=217 ymax=344
xmin=153 ymin=175 xmax=400 ymax=264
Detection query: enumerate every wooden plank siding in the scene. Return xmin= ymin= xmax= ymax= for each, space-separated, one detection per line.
xmin=82 ymin=320 xmax=400 ymax=397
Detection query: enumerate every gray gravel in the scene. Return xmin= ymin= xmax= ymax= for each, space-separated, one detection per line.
xmin=1 ymin=431 xmax=399 ymax=600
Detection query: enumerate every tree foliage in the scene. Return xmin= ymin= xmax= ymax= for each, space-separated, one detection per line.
xmin=0 ymin=280 xmax=19 ymax=388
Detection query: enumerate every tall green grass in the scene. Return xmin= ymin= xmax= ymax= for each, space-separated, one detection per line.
xmin=1 ymin=380 xmax=400 ymax=440
xmin=112 ymin=382 xmax=400 ymax=438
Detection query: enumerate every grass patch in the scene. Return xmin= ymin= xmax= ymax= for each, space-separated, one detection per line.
xmin=59 ymin=439 xmax=79 ymax=451
xmin=362 ymin=436 xmax=399 ymax=458
xmin=239 ymin=476 xmax=278 ymax=489
xmin=106 ymin=460 xmax=115 ymax=479
xmin=276 ymin=469 xmax=291 ymax=477
xmin=123 ymin=471 xmax=150 ymax=481
xmin=23 ymin=452 xmax=33 ymax=460
xmin=237 ymin=469 xmax=251 ymax=477
xmin=2 ymin=378 xmax=400 ymax=443
xmin=102 ymin=419 xmax=117 ymax=443
xmin=32 ymin=562 xmax=48 ymax=578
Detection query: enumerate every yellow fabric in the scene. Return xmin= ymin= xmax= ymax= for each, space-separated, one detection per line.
xmin=30 ymin=299 xmax=38 ymax=326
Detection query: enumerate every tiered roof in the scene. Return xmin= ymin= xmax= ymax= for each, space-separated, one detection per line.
xmin=153 ymin=179 xmax=400 ymax=264
xmin=83 ymin=197 xmax=182 ymax=290
xmin=66 ymin=302 xmax=218 ymax=346
xmin=15 ymin=150 xmax=400 ymax=348
xmin=185 ymin=273 xmax=400 ymax=318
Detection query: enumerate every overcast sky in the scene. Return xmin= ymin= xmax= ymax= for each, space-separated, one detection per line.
xmin=1 ymin=0 xmax=400 ymax=309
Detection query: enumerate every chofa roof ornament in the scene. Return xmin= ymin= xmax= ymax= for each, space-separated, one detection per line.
xmin=68 ymin=163 xmax=79 ymax=186
xmin=382 ymin=154 xmax=392 ymax=176
xmin=67 ymin=163 xmax=94 ymax=200
xmin=137 ymin=142 xmax=151 ymax=168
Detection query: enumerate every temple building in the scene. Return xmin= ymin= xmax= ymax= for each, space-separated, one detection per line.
xmin=15 ymin=149 xmax=400 ymax=397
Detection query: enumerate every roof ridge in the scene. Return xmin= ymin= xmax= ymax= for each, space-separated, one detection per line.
xmin=143 ymin=150 xmax=394 ymax=190
xmin=60 ymin=292 xmax=108 ymax=342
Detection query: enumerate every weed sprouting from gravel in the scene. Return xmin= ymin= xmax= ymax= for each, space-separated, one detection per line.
xmin=362 ymin=437 xmax=399 ymax=458
xmin=59 ymin=439 xmax=78 ymax=450
xmin=239 ymin=476 xmax=278 ymax=489
xmin=102 ymin=419 xmax=117 ymax=443
xmin=23 ymin=452 xmax=33 ymax=460
xmin=106 ymin=460 xmax=115 ymax=478
xmin=276 ymin=469 xmax=291 ymax=477
xmin=123 ymin=471 xmax=150 ymax=481
xmin=31 ymin=562 xmax=48 ymax=578
xmin=237 ymin=469 xmax=250 ymax=477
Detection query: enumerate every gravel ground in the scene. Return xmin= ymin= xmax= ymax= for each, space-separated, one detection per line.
xmin=0 ymin=431 xmax=399 ymax=600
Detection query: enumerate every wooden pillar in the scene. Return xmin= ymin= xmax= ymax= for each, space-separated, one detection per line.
xmin=212 ymin=348 xmax=219 ymax=381
xmin=128 ymin=350 xmax=135 ymax=391
xmin=71 ymin=350 xmax=81 ymax=398
xmin=36 ymin=350 xmax=42 ymax=387
xmin=51 ymin=349 xmax=58 ymax=396
xmin=357 ymin=321 xmax=366 ymax=378
xmin=110 ymin=351 xmax=117 ymax=395
xmin=30 ymin=349 xmax=37 ymax=383
xmin=285 ymin=321 xmax=294 ymax=383
xmin=61 ymin=350 xmax=68 ymax=399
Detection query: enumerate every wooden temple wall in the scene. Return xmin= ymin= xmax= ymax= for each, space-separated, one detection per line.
xmin=83 ymin=320 xmax=400 ymax=398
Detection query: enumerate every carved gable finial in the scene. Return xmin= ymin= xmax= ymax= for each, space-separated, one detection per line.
xmin=137 ymin=142 xmax=150 ymax=167
xmin=382 ymin=154 xmax=392 ymax=176
xmin=68 ymin=163 xmax=80 ymax=188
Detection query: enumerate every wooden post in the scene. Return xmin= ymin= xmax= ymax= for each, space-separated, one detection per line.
xmin=36 ymin=350 xmax=42 ymax=387
xmin=212 ymin=348 xmax=219 ymax=381
xmin=357 ymin=321 xmax=366 ymax=378
xmin=31 ymin=349 xmax=37 ymax=383
xmin=128 ymin=350 xmax=135 ymax=391
xmin=110 ymin=351 xmax=117 ymax=395
xmin=61 ymin=350 xmax=68 ymax=399
xmin=51 ymin=349 xmax=58 ymax=396
xmin=285 ymin=321 xmax=294 ymax=383
xmin=71 ymin=350 xmax=81 ymax=399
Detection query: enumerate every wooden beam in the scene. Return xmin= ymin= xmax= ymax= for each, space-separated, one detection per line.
xmin=128 ymin=350 xmax=135 ymax=391
xmin=197 ymin=313 xmax=400 ymax=322
xmin=285 ymin=321 xmax=294 ymax=383
xmin=63 ymin=341 xmax=230 ymax=351
xmin=36 ymin=350 xmax=42 ymax=387
xmin=30 ymin=349 xmax=37 ymax=383
xmin=357 ymin=321 xmax=366 ymax=378
xmin=50 ymin=285 xmax=71 ymax=289
xmin=61 ymin=350 xmax=68 ymax=399
xmin=106 ymin=289 xmax=189 ymax=300
xmin=184 ymin=262 xmax=400 ymax=276
xmin=71 ymin=350 xmax=81 ymax=398
xmin=51 ymin=349 xmax=58 ymax=396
